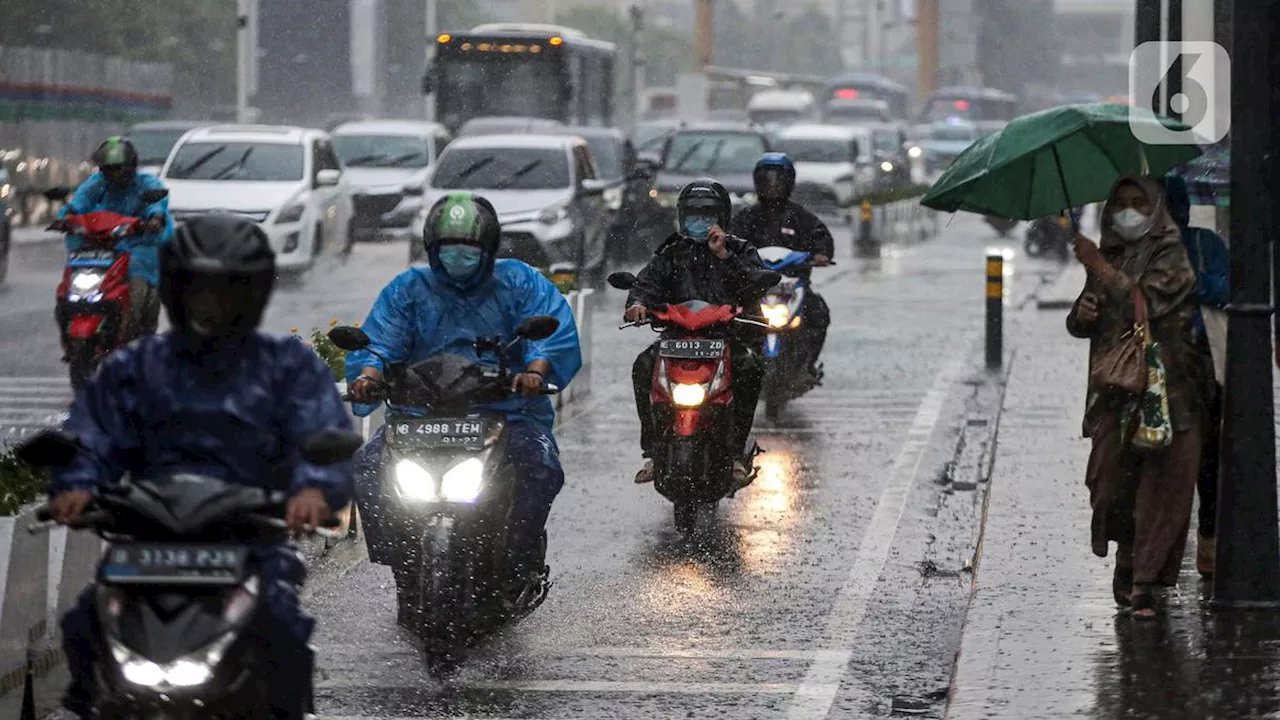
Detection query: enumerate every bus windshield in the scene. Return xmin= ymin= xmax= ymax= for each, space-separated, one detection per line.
xmin=437 ymin=54 xmax=565 ymax=125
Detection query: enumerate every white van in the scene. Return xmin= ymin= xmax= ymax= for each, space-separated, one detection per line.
xmin=747 ymin=89 xmax=815 ymax=130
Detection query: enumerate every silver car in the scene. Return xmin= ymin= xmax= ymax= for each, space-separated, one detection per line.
xmin=331 ymin=120 xmax=452 ymax=242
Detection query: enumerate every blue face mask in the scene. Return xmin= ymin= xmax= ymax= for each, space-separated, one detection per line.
xmin=682 ymin=215 xmax=717 ymax=241
xmin=437 ymin=244 xmax=484 ymax=280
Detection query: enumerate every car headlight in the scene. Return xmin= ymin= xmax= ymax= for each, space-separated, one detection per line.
xmin=908 ymin=146 xmax=923 ymax=158
xmin=671 ymin=382 xmax=707 ymax=407
xmin=275 ymin=202 xmax=306 ymax=224
xmin=394 ymin=459 xmax=436 ymax=501
xmin=761 ymin=303 xmax=791 ymax=329
xmin=440 ymin=457 xmax=485 ymax=503
xmin=71 ymin=272 xmax=103 ymax=293
xmin=651 ymin=189 xmax=678 ymax=208
xmin=603 ymin=186 xmax=623 ymax=210
xmin=880 ymin=161 xmax=894 ymax=172
xmin=0 ymin=183 xmax=9 ymax=199
xmin=538 ymin=205 xmax=570 ymax=225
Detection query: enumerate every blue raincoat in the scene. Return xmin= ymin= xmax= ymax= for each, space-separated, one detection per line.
xmin=59 ymin=171 xmax=174 ymax=286
xmin=344 ymin=259 xmax=582 ymax=428
xmin=1165 ymin=175 xmax=1229 ymax=340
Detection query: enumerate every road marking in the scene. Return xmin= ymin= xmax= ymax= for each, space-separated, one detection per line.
xmin=786 ymin=351 xmax=970 ymax=720
xmin=0 ymin=376 xmax=72 ymax=445
xmin=332 ymin=645 xmax=823 ymax=662
xmin=318 ymin=677 xmax=819 ymax=695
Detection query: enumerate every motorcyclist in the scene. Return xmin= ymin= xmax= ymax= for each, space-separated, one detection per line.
xmin=51 ymin=137 xmax=174 ymax=345
xmin=346 ymin=192 xmax=581 ymax=593
xmin=48 ymin=213 xmax=353 ymax=719
xmin=729 ymin=152 xmax=834 ymax=378
xmin=627 ymin=178 xmax=767 ymax=485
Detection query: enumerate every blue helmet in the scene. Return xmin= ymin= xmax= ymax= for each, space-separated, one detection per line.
xmin=753 ymin=152 xmax=795 ymax=202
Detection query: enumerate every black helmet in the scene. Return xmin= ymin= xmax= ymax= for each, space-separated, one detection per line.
xmin=753 ymin=152 xmax=796 ymax=204
xmin=676 ymin=178 xmax=732 ymax=239
xmin=93 ymin=136 xmax=139 ymax=188
xmin=422 ymin=192 xmax=501 ymax=290
xmin=160 ymin=213 xmax=276 ymax=342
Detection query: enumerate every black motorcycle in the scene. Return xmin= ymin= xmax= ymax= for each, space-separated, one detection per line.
xmin=1024 ymin=213 xmax=1075 ymax=260
xmin=327 ymin=317 xmax=561 ymax=668
xmin=16 ymin=427 xmax=362 ymax=720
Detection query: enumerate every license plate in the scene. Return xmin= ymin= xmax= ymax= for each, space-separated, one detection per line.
xmin=659 ymin=339 xmax=725 ymax=359
xmin=101 ymin=544 xmax=248 ymax=585
xmin=68 ymin=249 xmax=115 ymax=267
xmin=389 ymin=418 xmax=487 ymax=449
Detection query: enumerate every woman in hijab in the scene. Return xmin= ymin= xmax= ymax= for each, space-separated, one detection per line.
xmin=1066 ymin=176 xmax=1203 ymax=618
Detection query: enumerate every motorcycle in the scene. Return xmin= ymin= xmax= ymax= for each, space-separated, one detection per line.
xmin=15 ymin=427 xmax=362 ymax=720
xmin=755 ymin=247 xmax=832 ymax=420
xmin=326 ymin=318 xmax=562 ymax=668
xmin=607 ymin=269 xmax=779 ymax=533
xmin=983 ymin=215 xmax=1019 ymax=237
xmin=44 ymin=186 xmax=169 ymax=390
xmin=1023 ymin=212 xmax=1074 ymax=261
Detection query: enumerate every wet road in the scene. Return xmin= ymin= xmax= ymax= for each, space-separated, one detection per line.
xmin=2 ymin=216 xmax=1063 ymax=718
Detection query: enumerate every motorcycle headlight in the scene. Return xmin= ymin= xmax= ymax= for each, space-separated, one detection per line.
xmin=275 ymin=202 xmax=306 ymax=224
xmin=111 ymin=632 xmax=233 ymax=689
xmin=790 ymin=315 xmax=802 ymax=328
xmin=761 ymin=303 xmax=791 ymax=328
xmin=394 ymin=459 xmax=436 ymax=501
xmin=908 ymin=146 xmax=923 ymax=158
xmin=440 ymin=457 xmax=485 ymax=503
xmin=538 ymin=205 xmax=570 ymax=225
xmin=72 ymin=272 xmax=103 ymax=293
xmin=880 ymin=161 xmax=894 ymax=172
xmin=671 ymin=382 xmax=707 ymax=407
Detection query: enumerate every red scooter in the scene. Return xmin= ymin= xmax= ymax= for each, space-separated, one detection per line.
xmin=44 ymin=187 xmax=168 ymax=389
xmin=608 ymin=269 xmax=777 ymax=532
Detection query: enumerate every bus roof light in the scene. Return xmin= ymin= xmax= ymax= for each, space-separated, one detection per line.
xmin=549 ymin=36 xmax=564 ymax=46
xmin=437 ymin=33 xmax=452 ymax=43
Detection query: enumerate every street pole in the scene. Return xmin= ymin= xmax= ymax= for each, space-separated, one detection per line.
xmin=236 ymin=0 xmax=250 ymax=123
xmin=1135 ymin=0 xmax=1162 ymax=111
xmin=1165 ymin=0 xmax=1182 ymax=121
xmin=695 ymin=0 xmax=714 ymax=73
xmin=1213 ymin=0 xmax=1280 ymax=609
xmin=424 ymin=0 xmax=437 ymax=122
xmin=917 ymin=0 xmax=938 ymax=101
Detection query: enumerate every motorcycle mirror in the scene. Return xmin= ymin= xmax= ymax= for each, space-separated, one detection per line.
xmin=300 ymin=428 xmax=364 ymax=466
xmin=327 ymin=325 xmax=371 ymax=352
xmin=517 ymin=316 xmax=560 ymax=341
xmin=140 ymin=189 xmax=169 ymax=204
xmin=42 ymin=187 xmax=73 ymax=202
xmin=607 ymin=271 xmax=638 ymax=290
xmin=15 ymin=429 xmax=83 ymax=468
xmin=753 ymin=270 xmax=783 ymax=290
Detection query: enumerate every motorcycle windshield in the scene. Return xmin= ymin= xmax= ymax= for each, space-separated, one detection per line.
xmin=103 ymin=476 xmax=272 ymax=540
xmin=386 ymin=353 xmax=510 ymax=416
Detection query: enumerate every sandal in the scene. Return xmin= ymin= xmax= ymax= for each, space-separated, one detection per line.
xmin=1130 ymin=585 xmax=1157 ymax=619
xmin=1113 ymin=562 xmax=1134 ymax=607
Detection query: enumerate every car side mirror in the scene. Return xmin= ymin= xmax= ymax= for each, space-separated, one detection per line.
xmin=15 ymin=429 xmax=82 ymax=468
xmin=517 ymin=315 xmax=561 ymax=341
xmin=327 ymin=325 xmax=371 ymax=351
xmin=607 ymin=271 xmax=638 ymax=290
xmin=140 ymin=189 xmax=169 ymax=204
xmin=300 ymin=428 xmax=363 ymax=466
xmin=315 ymin=169 xmax=342 ymax=187
xmin=579 ymin=178 xmax=609 ymax=196
xmin=402 ymin=183 xmax=425 ymax=196
xmin=43 ymin=187 xmax=73 ymax=202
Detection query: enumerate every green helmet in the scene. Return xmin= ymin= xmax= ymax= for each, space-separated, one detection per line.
xmin=422 ymin=192 xmax=501 ymax=287
xmin=93 ymin=136 xmax=139 ymax=170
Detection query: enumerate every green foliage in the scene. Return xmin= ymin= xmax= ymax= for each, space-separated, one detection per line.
xmin=540 ymin=268 xmax=580 ymax=294
xmin=0 ymin=446 xmax=50 ymax=517
xmin=293 ymin=324 xmax=349 ymax=383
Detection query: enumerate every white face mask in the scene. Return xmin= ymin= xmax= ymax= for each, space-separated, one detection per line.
xmin=1111 ymin=208 xmax=1151 ymax=240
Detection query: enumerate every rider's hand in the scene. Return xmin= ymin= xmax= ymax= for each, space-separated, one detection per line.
xmin=708 ymin=226 xmax=732 ymax=260
xmin=50 ymin=490 xmax=93 ymax=525
xmin=348 ymin=375 xmax=381 ymax=403
xmin=813 ymin=254 xmax=831 ymax=266
xmin=139 ymin=217 xmax=165 ymax=234
xmin=512 ymin=371 xmax=545 ymax=396
xmin=285 ymin=488 xmax=331 ymax=533
xmin=624 ymin=305 xmax=648 ymax=323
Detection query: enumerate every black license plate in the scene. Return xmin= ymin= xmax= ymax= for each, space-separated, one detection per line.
xmin=389 ymin=417 xmax=487 ymax=449
xmin=101 ymin=544 xmax=248 ymax=585
xmin=659 ymin=338 xmax=725 ymax=360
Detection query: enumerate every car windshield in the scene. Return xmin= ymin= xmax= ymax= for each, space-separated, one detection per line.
xmin=634 ymin=124 xmax=676 ymax=152
xmin=663 ymin=132 xmax=767 ymax=174
xmin=130 ymin=129 xmax=192 ymax=165
xmin=166 ymin=142 xmax=304 ymax=181
xmin=873 ymin=131 xmax=901 ymax=154
xmin=332 ymin=134 xmax=431 ymax=168
xmin=932 ymin=125 xmax=977 ymax=142
xmin=749 ymin=109 xmax=806 ymax=126
xmin=432 ymin=147 xmax=570 ymax=190
xmin=580 ymin=137 xmax=622 ymax=179
xmin=774 ymin=138 xmax=853 ymax=163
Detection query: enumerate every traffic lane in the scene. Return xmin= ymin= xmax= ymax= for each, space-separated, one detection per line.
xmin=306 ymin=216 xmax=1041 ymax=719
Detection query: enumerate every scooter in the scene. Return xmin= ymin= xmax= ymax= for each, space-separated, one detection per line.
xmin=607 ymin=269 xmax=779 ymax=533
xmin=756 ymin=247 xmax=831 ymax=420
xmin=15 ymin=427 xmax=362 ymax=720
xmin=1023 ymin=212 xmax=1074 ymax=261
xmin=327 ymin=318 xmax=561 ymax=669
xmin=44 ymin=186 xmax=169 ymax=390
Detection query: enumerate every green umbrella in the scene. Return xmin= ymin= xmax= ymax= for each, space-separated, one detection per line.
xmin=920 ymin=103 xmax=1203 ymax=221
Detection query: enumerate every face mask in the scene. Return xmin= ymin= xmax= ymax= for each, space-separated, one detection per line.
xmin=682 ymin=215 xmax=716 ymax=241
xmin=438 ymin=244 xmax=484 ymax=279
xmin=1111 ymin=208 xmax=1151 ymax=240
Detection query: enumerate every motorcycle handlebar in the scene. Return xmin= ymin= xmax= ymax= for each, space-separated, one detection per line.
xmin=342 ymin=375 xmax=559 ymax=403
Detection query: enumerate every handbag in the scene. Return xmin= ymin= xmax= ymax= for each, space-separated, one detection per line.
xmin=1091 ymin=285 xmax=1149 ymax=395
xmin=1131 ymin=339 xmax=1174 ymax=449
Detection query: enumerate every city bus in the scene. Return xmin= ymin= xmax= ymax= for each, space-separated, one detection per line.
xmin=819 ymin=73 xmax=911 ymax=121
xmin=425 ymin=23 xmax=616 ymax=132
xmin=917 ymin=86 xmax=1020 ymax=135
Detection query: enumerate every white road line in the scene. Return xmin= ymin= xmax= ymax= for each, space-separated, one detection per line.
xmin=785 ymin=352 xmax=969 ymax=720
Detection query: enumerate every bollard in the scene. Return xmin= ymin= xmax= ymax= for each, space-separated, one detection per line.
xmin=986 ymin=251 xmax=1003 ymax=369
xmin=855 ymin=200 xmax=878 ymax=257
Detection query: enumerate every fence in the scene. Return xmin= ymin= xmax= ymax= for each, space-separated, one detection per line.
xmin=851 ymin=196 xmax=941 ymax=256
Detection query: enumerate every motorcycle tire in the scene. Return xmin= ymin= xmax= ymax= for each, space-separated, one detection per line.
xmin=416 ymin=526 xmax=478 ymax=671
xmin=67 ymin=340 xmax=97 ymax=392
xmin=673 ymin=500 xmax=715 ymax=534
xmin=764 ymin=392 xmax=786 ymax=422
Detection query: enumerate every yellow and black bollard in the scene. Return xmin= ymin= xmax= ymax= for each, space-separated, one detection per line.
xmin=855 ymin=200 xmax=877 ymax=257
xmin=986 ymin=251 xmax=1003 ymax=369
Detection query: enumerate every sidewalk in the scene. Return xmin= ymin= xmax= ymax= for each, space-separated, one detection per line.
xmin=946 ymin=306 xmax=1280 ymax=719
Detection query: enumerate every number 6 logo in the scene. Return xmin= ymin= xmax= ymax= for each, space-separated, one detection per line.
xmin=1129 ymin=41 xmax=1230 ymax=144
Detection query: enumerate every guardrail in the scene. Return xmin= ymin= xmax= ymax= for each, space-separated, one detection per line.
xmin=851 ymin=192 xmax=941 ymax=258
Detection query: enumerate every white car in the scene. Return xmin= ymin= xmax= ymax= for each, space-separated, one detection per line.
xmin=772 ymin=123 xmax=875 ymax=213
xmin=331 ymin=120 xmax=452 ymax=243
xmin=162 ymin=125 xmax=354 ymax=272
xmin=408 ymin=134 xmax=612 ymax=280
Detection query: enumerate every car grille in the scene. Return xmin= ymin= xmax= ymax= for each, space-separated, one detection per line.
xmin=353 ymin=193 xmax=402 ymax=223
xmin=172 ymin=209 xmax=270 ymax=223
xmin=498 ymin=232 xmax=548 ymax=267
